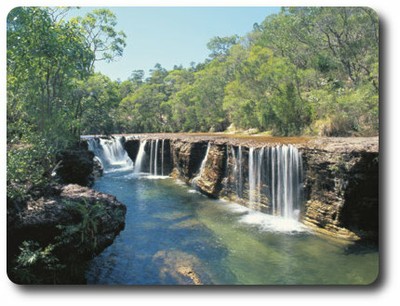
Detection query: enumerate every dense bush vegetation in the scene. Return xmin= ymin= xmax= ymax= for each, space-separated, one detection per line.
xmin=112 ymin=7 xmax=379 ymax=137
xmin=7 ymin=7 xmax=126 ymax=198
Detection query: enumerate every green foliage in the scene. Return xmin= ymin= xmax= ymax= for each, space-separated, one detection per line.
xmin=7 ymin=135 xmax=55 ymax=201
xmin=7 ymin=6 xmax=379 ymax=164
xmin=10 ymin=241 xmax=65 ymax=284
xmin=10 ymin=199 xmax=112 ymax=284
xmin=57 ymin=200 xmax=106 ymax=253
xmin=77 ymin=73 xmax=121 ymax=135
xmin=70 ymin=9 xmax=127 ymax=70
xmin=7 ymin=7 xmax=126 ymax=197
xmin=207 ymin=35 xmax=239 ymax=59
xmin=112 ymin=7 xmax=378 ymax=137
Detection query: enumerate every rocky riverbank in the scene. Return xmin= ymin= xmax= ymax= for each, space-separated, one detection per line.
xmin=7 ymin=145 xmax=126 ymax=284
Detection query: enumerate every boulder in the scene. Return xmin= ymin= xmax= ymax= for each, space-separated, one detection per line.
xmin=8 ymin=184 xmax=126 ymax=262
xmin=56 ymin=147 xmax=95 ymax=186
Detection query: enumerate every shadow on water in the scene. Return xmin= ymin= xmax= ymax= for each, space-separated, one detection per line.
xmin=343 ymin=240 xmax=379 ymax=255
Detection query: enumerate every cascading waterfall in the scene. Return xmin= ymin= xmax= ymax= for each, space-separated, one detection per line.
xmin=154 ymin=139 xmax=159 ymax=175
xmin=248 ymin=148 xmax=256 ymax=208
xmin=257 ymin=148 xmax=264 ymax=205
xmin=87 ymin=137 xmax=133 ymax=172
xmin=88 ymin=136 xmax=303 ymax=220
xmin=149 ymin=140 xmax=154 ymax=175
xmin=134 ymin=140 xmax=147 ymax=174
xmin=230 ymin=144 xmax=303 ymax=220
xmin=161 ymin=139 xmax=165 ymax=176
xmin=264 ymin=145 xmax=303 ymax=220
xmin=133 ymin=139 xmax=167 ymax=176
xmin=192 ymin=142 xmax=211 ymax=187
xmin=231 ymin=146 xmax=243 ymax=198
xmin=248 ymin=146 xmax=265 ymax=210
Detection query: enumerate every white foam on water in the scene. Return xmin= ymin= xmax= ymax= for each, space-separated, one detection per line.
xmin=239 ymin=210 xmax=309 ymax=234
xmin=225 ymin=202 xmax=250 ymax=214
xmin=188 ymin=189 xmax=201 ymax=194
xmin=173 ymin=179 xmax=187 ymax=186
xmin=103 ymin=163 xmax=134 ymax=174
xmin=143 ymin=175 xmax=170 ymax=180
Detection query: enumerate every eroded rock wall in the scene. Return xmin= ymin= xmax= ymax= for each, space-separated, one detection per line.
xmin=194 ymin=144 xmax=227 ymax=198
xmin=302 ymin=148 xmax=379 ymax=241
xmin=170 ymin=140 xmax=209 ymax=181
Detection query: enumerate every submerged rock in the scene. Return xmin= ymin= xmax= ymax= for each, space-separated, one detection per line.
xmin=152 ymin=250 xmax=206 ymax=285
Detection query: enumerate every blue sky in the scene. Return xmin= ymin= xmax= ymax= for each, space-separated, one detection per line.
xmin=67 ymin=7 xmax=280 ymax=81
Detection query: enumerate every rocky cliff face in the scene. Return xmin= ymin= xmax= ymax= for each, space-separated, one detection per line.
xmin=194 ymin=144 xmax=227 ymax=198
xmin=170 ymin=140 xmax=209 ymax=181
xmin=301 ymin=138 xmax=378 ymax=241
xmin=123 ymin=134 xmax=378 ymax=242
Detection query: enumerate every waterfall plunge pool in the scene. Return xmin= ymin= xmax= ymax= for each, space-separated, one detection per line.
xmin=85 ymin=168 xmax=379 ymax=285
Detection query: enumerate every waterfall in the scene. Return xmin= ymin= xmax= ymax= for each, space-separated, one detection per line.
xmin=149 ymin=140 xmax=154 ymax=175
xmin=199 ymin=142 xmax=211 ymax=174
xmin=236 ymin=146 xmax=243 ymax=198
xmin=248 ymin=147 xmax=266 ymax=210
xmin=257 ymin=147 xmax=264 ymax=205
xmin=249 ymin=145 xmax=303 ymax=219
xmin=134 ymin=140 xmax=147 ymax=174
xmin=248 ymin=148 xmax=256 ymax=208
xmin=88 ymin=136 xmax=303 ymax=220
xmin=192 ymin=142 xmax=211 ymax=186
xmin=87 ymin=137 xmax=133 ymax=172
xmin=262 ymin=145 xmax=299 ymax=219
xmin=161 ymin=139 xmax=165 ymax=176
xmin=134 ymin=139 xmax=167 ymax=176
xmin=154 ymin=139 xmax=159 ymax=175
xmin=230 ymin=144 xmax=303 ymax=220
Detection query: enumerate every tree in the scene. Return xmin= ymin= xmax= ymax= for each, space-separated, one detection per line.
xmin=207 ymin=35 xmax=239 ymax=60
xmin=117 ymin=64 xmax=170 ymax=132
xmin=70 ymin=9 xmax=127 ymax=71
xmin=7 ymin=7 xmax=93 ymax=144
xmin=75 ymin=73 xmax=120 ymax=135
xmin=255 ymin=7 xmax=378 ymax=135
xmin=7 ymin=7 xmax=126 ymax=199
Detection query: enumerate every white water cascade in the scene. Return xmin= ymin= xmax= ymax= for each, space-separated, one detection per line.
xmin=134 ymin=139 xmax=168 ymax=176
xmin=267 ymin=145 xmax=303 ymax=219
xmin=248 ymin=147 xmax=256 ymax=208
xmin=133 ymin=140 xmax=147 ymax=174
xmin=87 ymin=137 xmax=133 ymax=172
xmin=192 ymin=142 xmax=211 ymax=187
xmin=231 ymin=144 xmax=303 ymax=220
xmin=231 ymin=146 xmax=244 ymax=198
xmin=161 ymin=139 xmax=165 ymax=176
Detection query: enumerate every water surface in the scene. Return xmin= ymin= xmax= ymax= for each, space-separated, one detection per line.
xmin=86 ymin=169 xmax=379 ymax=285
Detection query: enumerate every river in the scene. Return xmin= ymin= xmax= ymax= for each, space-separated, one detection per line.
xmin=85 ymin=167 xmax=378 ymax=285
